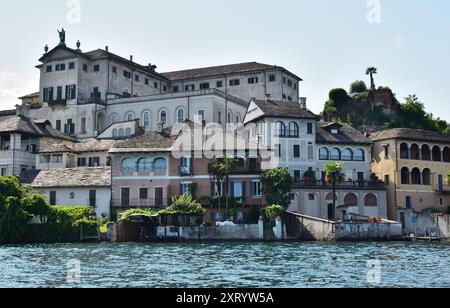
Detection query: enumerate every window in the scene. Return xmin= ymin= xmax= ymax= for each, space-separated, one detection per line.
xmin=110 ymin=114 xmax=118 ymax=124
xmin=55 ymin=120 xmax=62 ymax=131
xmin=354 ymin=149 xmax=365 ymax=162
xmin=69 ymin=62 xmax=75 ymax=70
xmin=401 ymin=167 xmax=410 ymax=185
xmin=308 ymin=143 xmax=314 ymax=160
xmin=309 ymin=194 xmax=315 ymax=201
xmin=180 ymin=182 xmax=192 ymax=196
xmin=121 ymin=188 xmax=130 ymax=206
xmin=140 ymin=188 xmax=148 ymax=200
xmin=197 ymin=110 xmax=205 ymax=122
xmin=294 ymin=170 xmax=301 ymax=182
xmin=275 ymin=122 xmax=286 ymax=137
xmin=269 ymin=75 xmax=276 ymax=82
xmin=154 ymin=82 xmax=159 ymax=89
xmin=180 ymin=157 xmax=192 ymax=175
xmin=406 ymin=196 xmax=412 ymax=209
xmin=200 ymin=83 xmax=210 ymax=90
xmin=331 ymin=129 xmax=339 ymax=135
xmin=46 ymin=65 xmax=52 ymax=73
xmin=232 ymin=182 xmax=244 ymax=204
xmin=55 ymin=63 xmax=66 ymax=71
xmin=112 ymin=66 xmax=117 ymax=74
xmin=153 ymin=158 xmax=167 ymax=172
xmin=177 ymin=109 xmax=185 ymax=123
xmin=160 ymin=111 xmax=167 ymax=124
xmin=283 ymin=77 xmax=286 ymax=84
xmin=65 ymin=85 xmax=76 ymax=100
xmin=123 ymin=70 xmax=131 ymax=79
xmin=77 ymin=158 xmax=87 ymax=167
xmin=56 ymin=86 xmax=63 ymax=100
xmin=145 ymin=78 xmax=149 ymax=85
xmin=288 ymin=122 xmax=299 ymax=137
xmin=248 ymin=77 xmax=259 ymax=84
xmin=330 ymin=148 xmax=341 ymax=161
xmin=217 ymin=111 xmax=222 ymax=124
xmin=89 ymin=157 xmax=100 ymax=167
xmin=229 ymin=79 xmax=240 ymax=86
xmin=135 ymin=75 xmax=139 ymax=82
xmin=293 ymin=145 xmax=300 ymax=158
xmin=93 ymin=64 xmax=100 ymax=72
xmin=80 ymin=117 xmax=86 ymax=134
xmin=235 ymin=114 xmax=241 ymax=124
xmin=137 ymin=157 xmax=152 ymax=172
xmin=227 ymin=112 xmax=232 ymax=123
xmin=83 ymin=64 xmax=88 ymax=72
xmin=185 ymin=84 xmax=195 ymax=92
xmin=276 ymin=144 xmax=282 ymax=158
xmin=216 ymin=81 xmax=223 ymax=88
xmin=49 ymin=191 xmax=57 ymax=206
xmin=43 ymin=87 xmax=53 ymax=102
xmin=319 ymin=148 xmax=329 ymax=160
xmin=126 ymin=112 xmax=134 ymax=121
xmin=344 ymin=193 xmax=358 ymax=207
xmin=121 ymin=158 xmax=136 ymax=172
xmin=125 ymin=128 xmax=132 ymax=136
xmin=252 ymin=181 xmax=262 ymax=197
xmin=282 ymin=94 xmax=287 ymax=100
xmin=163 ymin=85 xmax=167 ymax=92
xmin=342 ymin=149 xmax=353 ymax=161
xmin=288 ymin=96 xmax=293 ymax=101
xmin=173 ymin=85 xmax=179 ymax=92
xmin=70 ymin=192 xmax=75 ymax=200
xmin=92 ymin=87 xmax=101 ymax=99
xmin=143 ymin=112 xmax=151 ymax=128
xmin=287 ymin=79 xmax=293 ymax=87
xmin=112 ymin=129 xmax=118 ymax=138
xmin=384 ymin=145 xmax=389 ymax=159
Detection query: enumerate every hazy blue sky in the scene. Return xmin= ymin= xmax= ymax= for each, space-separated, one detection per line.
xmin=0 ymin=0 xmax=449 ymax=120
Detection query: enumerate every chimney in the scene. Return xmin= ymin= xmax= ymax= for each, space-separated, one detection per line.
xmin=130 ymin=55 xmax=133 ymax=62
xmin=105 ymin=46 xmax=109 ymax=52
xmin=157 ymin=122 xmax=164 ymax=133
xmin=299 ymin=97 xmax=307 ymax=110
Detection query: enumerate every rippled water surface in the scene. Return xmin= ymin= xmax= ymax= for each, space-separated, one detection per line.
xmin=0 ymin=242 xmax=449 ymax=288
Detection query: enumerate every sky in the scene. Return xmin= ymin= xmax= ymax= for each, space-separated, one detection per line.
xmin=0 ymin=0 xmax=449 ymax=121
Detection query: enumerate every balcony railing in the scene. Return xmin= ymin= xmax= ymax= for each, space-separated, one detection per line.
xmin=48 ymin=99 xmax=67 ymax=107
xmin=112 ymin=198 xmax=169 ymax=208
xmin=207 ymin=162 xmax=263 ymax=175
xmin=179 ymin=166 xmax=193 ymax=177
xmin=293 ymin=180 xmax=386 ymax=190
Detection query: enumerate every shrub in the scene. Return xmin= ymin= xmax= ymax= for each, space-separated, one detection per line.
xmin=261 ymin=168 xmax=294 ymax=209
xmin=160 ymin=195 xmax=206 ymax=216
xmin=264 ymin=205 xmax=284 ymax=221
xmin=119 ymin=208 xmax=159 ymax=222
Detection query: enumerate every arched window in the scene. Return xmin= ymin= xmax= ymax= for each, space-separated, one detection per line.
xmin=70 ymin=192 xmax=75 ymax=200
xmin=364 ymin=194 xmax=378 ymax=207
xmin=121 ymin=158 xmax=136 ymax=172
xmin=410 ymin=144 xmax=420 ymax=160
xmin=401 ymin=167 xmax=410 ymax=185
xmin=137 ymin=157 xmax=151 ymax=172
xmin=422 ymin=168 xmax=431 ymax=186
xmin=177 ymin=108 xmax=185 ymax=123
xmin=112 ymin=129 xmax=118 ymax=137
xmin=118 ymin=128 xmax=125 ymax=137
xmin=444 ymin=147 xmax=450 ymax=163
xmin=235 ymin=114 xmax=241 ymax=124
xmin=354 ymin=149 xmax=365 ymax=162
xmin=400 ymin=143 xmax=409 ymax=159
xmin=421 ymin=144 xmax=431 ymax=161
xmin=288 ymin=122 xmax=299 ymax=137
xmin=325 ymin=193 xmax=337 ymax=201
xmin=153 ymin=158 xmax=167 ymax=172
xmin=319 ymin=148 xmax=329 ymax=160
xmin=110 ymin=114 xmax=118 ymax=125
xmin=342 ymin=148 xmax=353 ymax=161
xmin=330 ymin=148 xmax=341 ymax=161
xmin=432 ymin=146 xmax=442 ymax=162
xmin=126 ymin=112 xmax=134 ymax=121
xmin=344 ymin=193 xmax=358 ymax=207
xmin=142 ymin=111 xmax=151 ymax=129
xmin=411 ymin=168 xmax=421 ymax=185
xmin=125 ymin=128 xmax=132 ymax=136
xmin=160 ymin=111 xmax=167 ymax=124
xmin=227 ymin=112 xmax=232 ymax=123
xmin=275 ymin=122 xmax=286 ymax=137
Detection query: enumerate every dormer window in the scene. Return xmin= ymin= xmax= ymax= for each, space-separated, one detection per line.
xmin=331 ymin=129 xmax=339 ymax=134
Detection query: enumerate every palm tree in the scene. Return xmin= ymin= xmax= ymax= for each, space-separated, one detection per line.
xmin=366 ymin=67 xmax=378 ymax=90
xmin=209 ymin=156 xmax=239 ymax=221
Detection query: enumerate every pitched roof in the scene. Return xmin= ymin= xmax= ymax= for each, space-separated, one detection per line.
xmin=19 ymin=92 xmax=40 ymax=100
xmin=110 ymin=130 xmax=178 ymax=153
xmin=39 ymin=45 xmax=169 ymax=81
xmin=0 ymin=115 xmax=75 ymax=141
xmin=250 ymin=99 xmax=317 ymax=121
xmin=369 ymin=128 xmax=450 ymax=144
xmin=316 ymin=122 xmax=372 ymax=145
xmin=162 ymin=62 xmax=302 ymax=81
xmin=31 ymin=167 xmax=111 ymax=188
xmin=72 ymin=138 xmax=116 ymax=152
xmin=0 ymin=109 xmax=16 ymax=117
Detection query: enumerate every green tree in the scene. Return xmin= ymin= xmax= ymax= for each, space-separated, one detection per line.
xmin=350 ymin=80 xmax=368 ymax=93
xmin=324 ymin=163 xmax=346 ymax=184
xmin=208 ymin=156 xmax=239 ymax=220
xmin=261 ymin=168 xmax=294 ymax=209
xmin=447 ymin=170 xmax=450 ymax=185
xmin=323 ymin=100 xmax=338 ymax=121
xmin=264 ymin=205 xmax=284 ymax=221
xmin=328 ymin=88 xmax=349 ymax=108
xmin=161 ymin=194 xmax=205 ymax=216
xmin=366 ymin=67 xmax=378 ymax=90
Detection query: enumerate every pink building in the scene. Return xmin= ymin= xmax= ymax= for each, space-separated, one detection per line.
xmin=109 ymin=123 xmax=267 ymax=223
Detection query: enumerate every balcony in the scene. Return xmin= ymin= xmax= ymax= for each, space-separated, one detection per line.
xmin=293 ymin=180 xmax=386 ymax=190
xmin=207 ymin=159 xmax=263 ymax=175
xmin=112 ymin=198 xmax=169 ymax=208
xmin=48 ymin=99 xmax=67 ymax=107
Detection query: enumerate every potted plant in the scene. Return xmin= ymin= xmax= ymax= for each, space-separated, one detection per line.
xmin=303 ymin=168 xmax=316 ymax=183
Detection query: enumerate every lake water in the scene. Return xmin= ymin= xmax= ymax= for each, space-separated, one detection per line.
xmin=0 ymin=242 xmax=449 ymax=288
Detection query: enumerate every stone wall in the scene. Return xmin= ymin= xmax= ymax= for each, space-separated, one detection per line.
xmin=335 ymin=221 xmax=402 ymax=241
xmin=180 ymin=225 xmax=261 ymax=241
xmin=398 ymin=209 xmax=450 ymax=239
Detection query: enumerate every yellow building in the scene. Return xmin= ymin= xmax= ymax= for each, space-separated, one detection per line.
xmin=370 ymin=128 xmax=450 ymax=220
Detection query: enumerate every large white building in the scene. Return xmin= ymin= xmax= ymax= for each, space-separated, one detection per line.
xmin=17 ymin=30 xmax=301 ymax=141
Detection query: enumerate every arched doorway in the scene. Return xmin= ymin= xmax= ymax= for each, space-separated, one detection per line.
xmin=327 ymin=203 xmax=335 ymax=221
